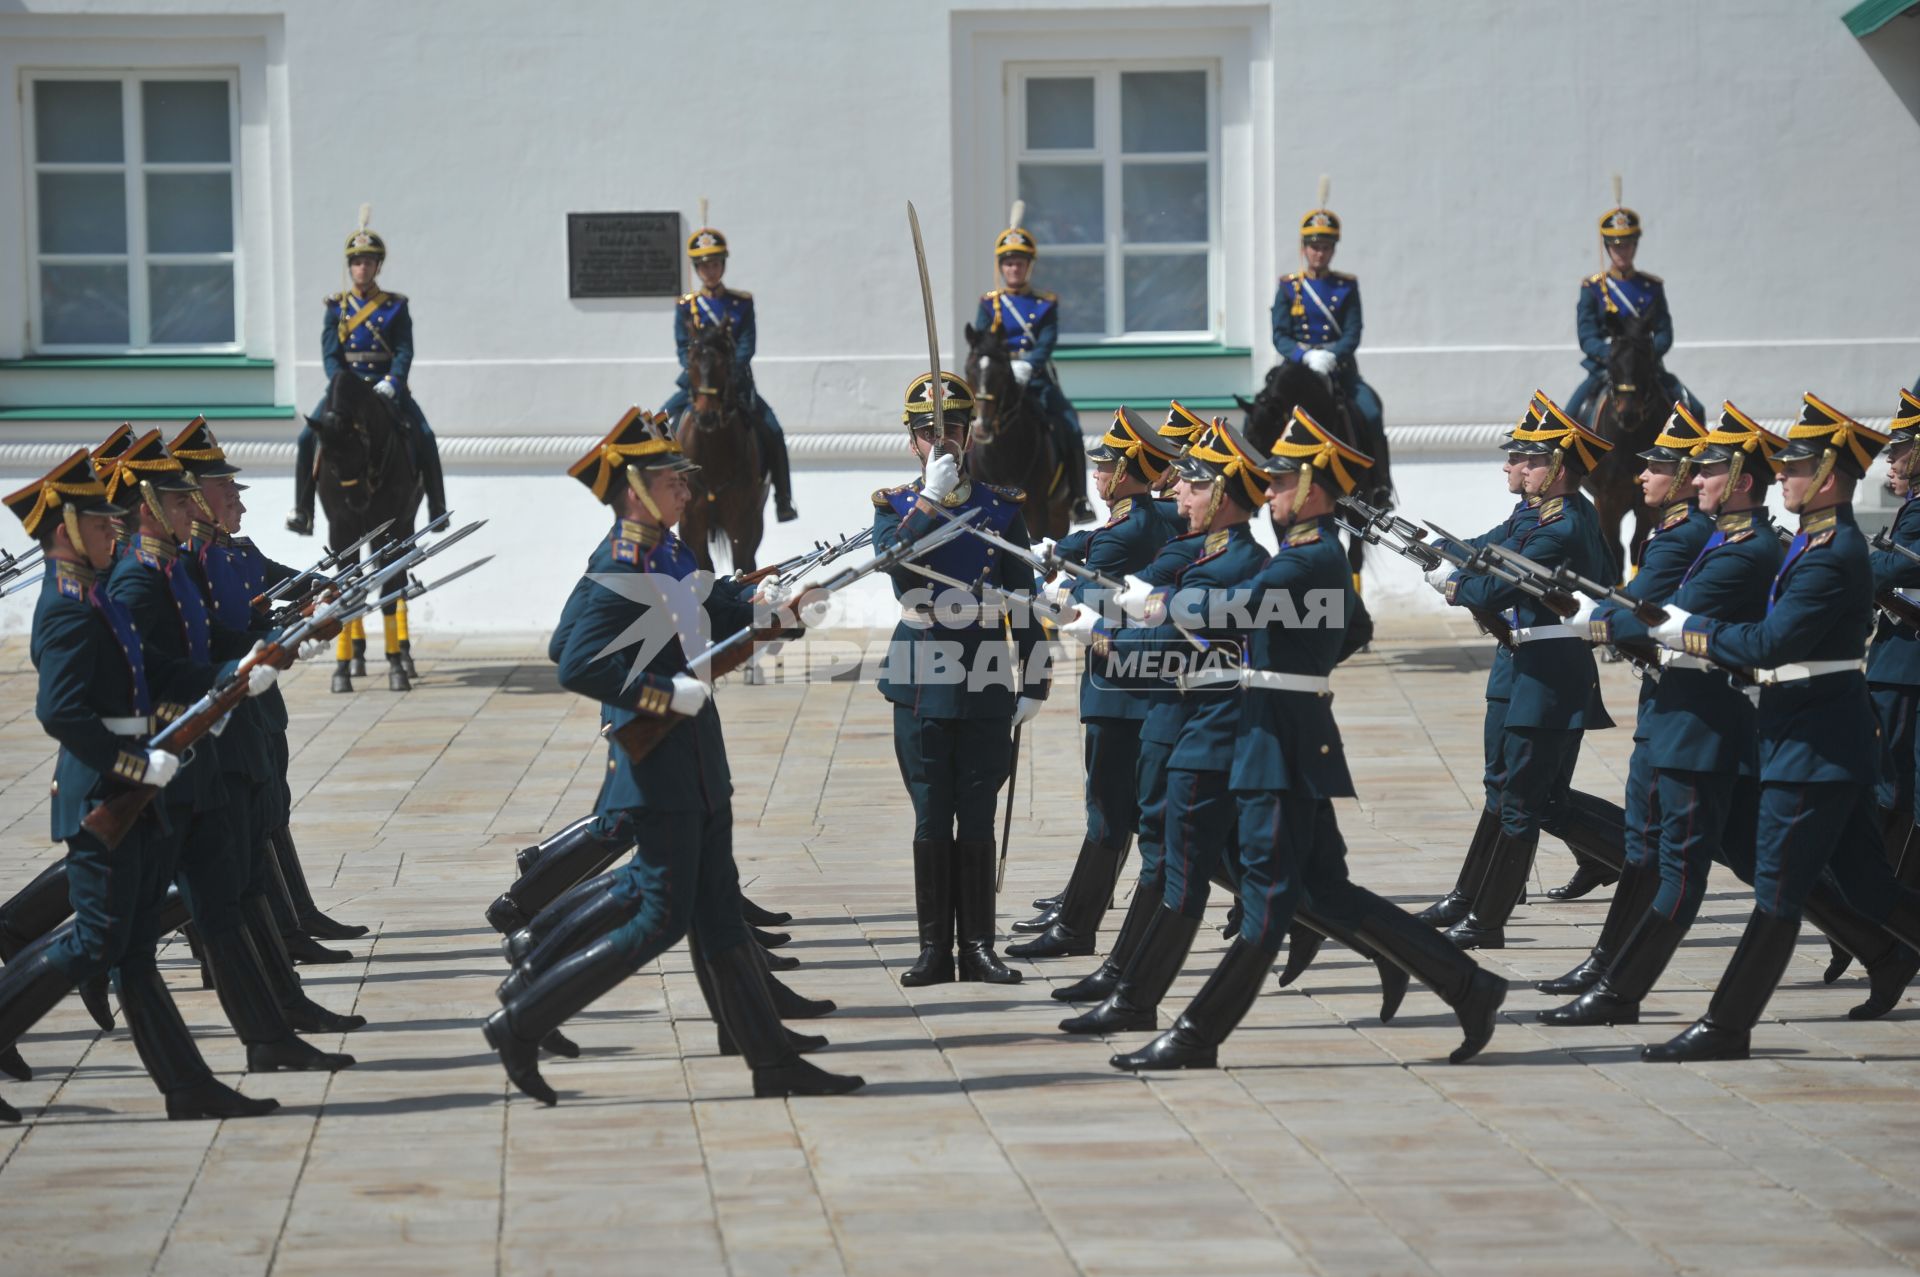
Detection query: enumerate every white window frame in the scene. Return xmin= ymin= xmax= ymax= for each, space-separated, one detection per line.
xmin=23 ymin=68 xmax=244 ymax=354
xmin=1007 ymin=59 xmax=1219 ymax=345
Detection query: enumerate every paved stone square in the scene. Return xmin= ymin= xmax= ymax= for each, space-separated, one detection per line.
xmin=2 ymin=622 xmax=1920 ymax=1276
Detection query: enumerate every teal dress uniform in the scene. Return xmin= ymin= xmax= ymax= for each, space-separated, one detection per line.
xmin=659 ymin=285 xmax=795 ymax=517
xmin=1270 ymin=271 xmax=1385 ymax=442
xmin=1868 ymin=492 xmax=1920 ymax=823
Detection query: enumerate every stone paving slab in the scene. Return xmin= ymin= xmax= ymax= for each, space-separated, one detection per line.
xmin=0 ymin=623 xmax=1918 ymax=1275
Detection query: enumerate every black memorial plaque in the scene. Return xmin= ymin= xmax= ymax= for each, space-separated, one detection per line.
xmin=567 ymin=212 xmax=683 ymax=299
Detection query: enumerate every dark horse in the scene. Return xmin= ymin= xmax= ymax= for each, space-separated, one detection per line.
xmin=962 ymin=323 xmax=1072 ymax=540
xmin=1239 ymin=360 xmax=1395 ymax=585
xmin=310 ymin=370 xmax=423 ymax=692
xmin=1579 ymin=310 xmax=1668 ymax=578
xmin=672 ymin=321 xmax=765 ymax=573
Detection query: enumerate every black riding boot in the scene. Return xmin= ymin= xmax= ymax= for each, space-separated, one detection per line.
xmin=707 ymin=942 xmax=859 ymax=1095
xmin=415 ymin=429 xmax=448 ymax=521
xmin=1285 ymin=906 xmax=1411 ymax=1024
xmin=503 ymin=871 xmax=619 ymax=966
xmin=0 ymin=861 xmax=72 ymax=961
xmin=1537 ymin=858 xmax=1660 ymax=996
xmin=1418 ymin=807 xmax=1500 ymax=927
xmin=0 ymin=934 xmax=76 ymax=1087
xmin=515 ymin=817 xmax=589 ymax=875
xmin=1538 ymin=907 xmax=1687 ymax=1027
xmin=955 ymin=839 xmax=1021 ymax=984
xmin=117 ymin=964 xmax=279 ymax=1120
xmin=483 ymin=935 xmax=635 ymax=1105
xmin=498 ymin=884 xmax=635 ymax=1003
xmin=487 ymin=822 xmax=631 ymax=935
xmin=690 ymin=940 xmax=825 ymax=1057
xmin=1110 ymin=937 xmax=1271 ymax=1072
xmin=244 ymin=895 xmax=366 ymax=1035
xmin=741 ymin=894 xmax=792 ymax=927
xmin=1053 ymin=884 xmax=1155 ymax=1003
xmin=1349 ymin=894 xmax=1508 ymax=1063
xmin=1059 ymin=904 xmax=1200 ymax=1034
xmin=1643 ymin=909 xmax=1801 ymax=1062
xmin=756 ymin=417 xmax=797 ymax=522
xmin=1544 ymin=788 xmax=1626 ymax=898
xmin=754 ymin=940 xmax=835 ymax=1018
xmin=1802 ymin=882 xmax=1920 ymax=1021
xmin=288 ymin=438 xmax=318 ymax=536
xmin=270 ymin=826 xmax=368 ymax=940
xmin=201 ymin=928 xmax=355 ymax=1072
xmin=1446 ymin=831 xmax=1537 ymax=950
xmin=1009 ymin=837 xmax=1128 ymax=959
xmin=901 ymin=840 xmax=957 ymax=987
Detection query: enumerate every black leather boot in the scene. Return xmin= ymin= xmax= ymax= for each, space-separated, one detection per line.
xmin=498 ymin=884 xmax=637 ymax=1003
xmin=761 ymin=949 xmax=801 ymax=972
xmin=1010 ymin=838 xmax=1128 ymax=959
xmin=1643 ymin=908 xmax=1800 ymax=1062
xmin=515 ymin=817 xmax=591 ymax=875
xmin=0 ymin=1094 xmax=18 ymax=1123
xmin=755 ymin=942 xmax=835 ymax=1019
xmin=1545 ymin=859 xmax=1618 ymax=902
xmin=1537 ymin=858 xmax=1659 ymax=996
xmin=1053 ymin=885 xmax=1156 ymax=1003
xmin=483 ymin=935 xmax=636 ymax=1105
xmin=1803 ymin=883 xmax=1920 ymax=1021
xmin=1011 ymin=901 xmax=1061 ymax=934
xmin=1553 ymin=788 xmax=1628 ymax=876
xmin=117 ymin=963 xmax=280 ymax=1120
xmin=1289 ymin=907 xmax=1411 ymax=1024
xmin=488 ymin=821 xmax=632 ymax=935
xmin=281 ymin=928 xmax=353 ymax=966
xmin=287 ymin=441 xmax=317 ymax=536
xmin=708 ymin=942 xmax=860 ymax=1095
xmin=1347 ymin=892 xmax=1508 ymax=1062
xmin=741 ymin=895 xmax=792 ymax=927
xmin=503 ymin=871 xmax=619 ymax=966
xmin=1110 ymin=937 xmax=1271 ymax=1072
xmin=901 ymin=840 xmax=956 ymax=987
xmin=1446 ymin=831 xmax=1537 ymax=950
xmin=1538 ymin=907 xmax=1687 ymax=1027
xmin=244 ymin=895 xmax=366 ymax=1034
xmin=201 ymin=928 xmax=355 ymax=1072
xmin=1031 ymin=893 xmax=1062 ymax=912
xmin=0 ymin=860 xmax=73 ymax=961
xmin=77 ymin=975 xmax=114 ymax=1031
xmin=955 ymin=839 xmax=1021 ymax=984
xmin=690 ymin=941 xmax=826 ymax=1056
xmin=1418 ymin=807 xmax=1500 ymax=927
xmin=1059 ymin=904 xmax=1200 ymax=1034
xmin=752 ymin=925 xmax=792 ymax=950
xmin=269 ymin=826 xmax=368 ymax=940
xmin=0 ymin=934 xmax=76 ymax=1068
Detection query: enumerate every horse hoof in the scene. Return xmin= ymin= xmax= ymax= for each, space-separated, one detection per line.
xmin=400 ymin=654 xmax=418 ymax=679
xmin=387 ymin=664 xmax=411 ymax=693
xmin=331 ymin=664 xmax=353 ymax=694
xmin=351 ymin=657 xmax=367 ymax=677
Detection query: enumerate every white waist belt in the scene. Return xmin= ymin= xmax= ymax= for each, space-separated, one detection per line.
xmin=1752 ymin=658 xmax=1864 ymax=686
xmin=1659 ymin=653 xmax=1710 ymax=671
xmin=101 ymin=716 xmax=153 ymax=735
xmin=1510 ymin=624 xmax=1580 ymax=643
xmin=1178 ymin=667 xmax=1331 ymax=694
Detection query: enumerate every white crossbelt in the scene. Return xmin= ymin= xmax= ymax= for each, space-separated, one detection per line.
xmin=1177 ymin=667 xmax=1331 ymax=694
xmin=101 ymin=716 xmax=153 ymax=736
xmin=1510 ymin=624 xmax=1580 ymax=643
xmin=1751 ymin=658 xmax=1863 ymax=686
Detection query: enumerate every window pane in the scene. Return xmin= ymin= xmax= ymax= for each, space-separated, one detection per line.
xmin=41 ymin=264 xmax=130 ymax=345
xmin=1017 ymin=163 xmax=1103 ymax=246
xmin=1121 ymin=71 xmax=1206 ymax=154
xmin=148 ymin=264 xmax=235 ymax=344
xmin=1122 ymin=162 xmax=1207 ymax=243
xmin=1025 ymin=77 xmax=1095 ymax=150
xmin=147 ymin=173 xmax=233 ymax=252
xmin=35 ymin=81 xmax=124 ymax=162
xmin=38 ymin=173 xmax=128 ymax=253
xmin=142 ymin=81 xmax=231 ymax=163
xmin=1038 ymin=254 xmax=1108 ymax=338
xmin=1124 ymin=253 xmax=1206 ymax=333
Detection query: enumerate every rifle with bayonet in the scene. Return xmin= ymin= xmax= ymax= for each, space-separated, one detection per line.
xmin=0 ymin=546 xmax=46 ymax=598
xmin=1334 ymin=496 xmax=1523 ymax=647
xmin=253 ymin=516 xmax=401 ymax=611
xmin=1869 ymin=528 xmax=1920 ymax=629
xmin=739 ymin=528 xmax=875 ymax=590
xmin=264 ymin=515 xmax=462 ymax=628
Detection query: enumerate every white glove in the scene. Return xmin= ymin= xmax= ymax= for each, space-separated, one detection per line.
xmin=1113 ymin=577 xmax=1157 ymax=623
xmin=246 ymin=663 xmax=279 ymax=697
xmin=1424 ymin=562 xmax=1456 ymax=595
xmin=374 ymin=378 xmax=398 ymax=400
xmin=1566 ymin=596 xmax=1603 ymax=629
xmin=1010 ymin=695 xmax=1044 ymax=728
xmin=1011 ymin=359 xmax=1035 ymax=387
xmin=668 ymin=673 xmax=712 ymax=716
xmin=1649 ymin=608 xmax=1695 ymax=650
xmin=1058 ymin=607 xmax=1100 ymax=645
xmin=144 ymin=749 xmax=181 ymax=788
xmin=296 ymin=637 xmax=329 ymax=661
xmin=922 ymin=451 xmax=961 ymax=504
xmin=1302 ymin=349 xmax=1338 ymax=378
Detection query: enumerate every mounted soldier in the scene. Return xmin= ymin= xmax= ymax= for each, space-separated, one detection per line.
xmin=1565 ymin=181 xmax=1701 ymax=429
xmin=289 ymin=205 xmax=447 ymax=536
xmin=1270 ymin=179 xmax=1385 ymax=461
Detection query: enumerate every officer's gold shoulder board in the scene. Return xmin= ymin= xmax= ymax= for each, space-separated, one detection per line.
xmin=728 ymin=289 xmax=751 ymax=300
xmin=872 ymin=483 xmax=912 ymax=509
xmin=1106 ymin=497 xmax=1134 ymax=525
xmin=1203 ymin=529 xmax=1229 ymax=556
xmin=680 ymin=292 xmax=699 ymax=305
xmin=981 ymin=289 xmax=1002 ymax=304
xmin=1638 ymin=272 xmax=1662 ymax=285
xmin=1036 ymin=290 xmax=1057 ymax=302
xmin=54 ymin=560 xmax=88 ymax=599
xmin=1329 ymin=271 xmax=1355 ymax=283
xmin=1585 ymin=271 xmax=1606 ymax=286
xmin=383 ymin=290 xmax=407 ymax=303
xmin=610 ymin=538 xmax=640 ymax=565
xmin=984 ymin=482 xmax=1026 ymax=503
xmin=1537 ymin=496 xmax=1566 ymax=524
xmin=1661 ymin=502 xmax=1690 ymax=530
xmin=1285 ymin=521 xmax=1322 ymax=546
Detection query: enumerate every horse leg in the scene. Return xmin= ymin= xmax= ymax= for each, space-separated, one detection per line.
xmin=383 ymin=602 xmax=410 ymax=692
xmin=332 ymin=626 xmax=355 ymax=693
xmin=349 ymin=615 xmax=368 ymax=677
xmin=394 ymin=596 xmax=416 ymax=678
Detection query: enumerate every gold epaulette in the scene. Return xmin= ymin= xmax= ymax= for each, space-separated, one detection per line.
xmin=873 ymin=483 xmax=914 ymax=509
xmin=1328 ymin=271 xmax=1355 ymax=283
xmin=1035 ymin=290 xmax=1057 ymax=302
xmin=1638 ymin=272 xmax=1662 ymax=285
xmin=54 ymin=560 xmax=93 ymax=599
xmin=1584 ymin=271 xmax=1607 ymax=286
xmin=982 ymin=482 xmax=1026 ymax=503
xmin=727 ymin=288 xmax=750 ymax=300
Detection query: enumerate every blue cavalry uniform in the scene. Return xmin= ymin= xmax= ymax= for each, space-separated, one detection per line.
xmin=485 ymin=408 xmax=862 ymax=1106
xmin=1435 ymin=397 xmax=1617 ymax=950
xmin=1007 ymin=407 xmax=1185 ymax=960
xmin=875 ymin=372 xmax=1051 ymax=988
xmin=1867 ymin=389 xmax=1920 ymax=875
xmin=1565 ymin=202 xmax=1698 ymax=425
xmin=1271 ymin=196 xmax=1385 ymax=450
xmin=1641 ymin=394 xmax=1920 ymax=1061
xmin=659 ymin=227 xmax=797 ymax=522
xmin=290 ymin=211 xmax=447 ymax=535
xmin=977 ymin=225 xmax=1093 ymax=523
xmin=1110 ymin=408 xmax=1508 ymax=1072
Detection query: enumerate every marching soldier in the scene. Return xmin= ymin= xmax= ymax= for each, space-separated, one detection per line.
xmin=288 ymin=205 xmax=449 ymax=535
xmin=0 ymin=451 xmax=276 ymax=1122
xmin=1421 ymin=396 xmax=1617 ymax=950
xmin=1867 ymin=390 xmax=1920 ymax=878
xmin=1271 ymin=182 xmax=1385 ymax=450
xmin=1564 ymin=191 xmax=1699 ymax=426
xmin=1110 ymin=410 xmax=1506 ymax=1070
xmin=659 ymin=227 xmax=798 ymax=522
xmin=875 ymin=372 xmax=1051 ymax=987
xmin=1639 ymin=395 xmax=1920 ymax=1059
xmin=1007 ymin=408 xmax=1185 ymax=960
xmin=484 ymin=410 xmax=858 ymax=1103
xmin=975 ymin=225 xmax=1094 ymax=524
